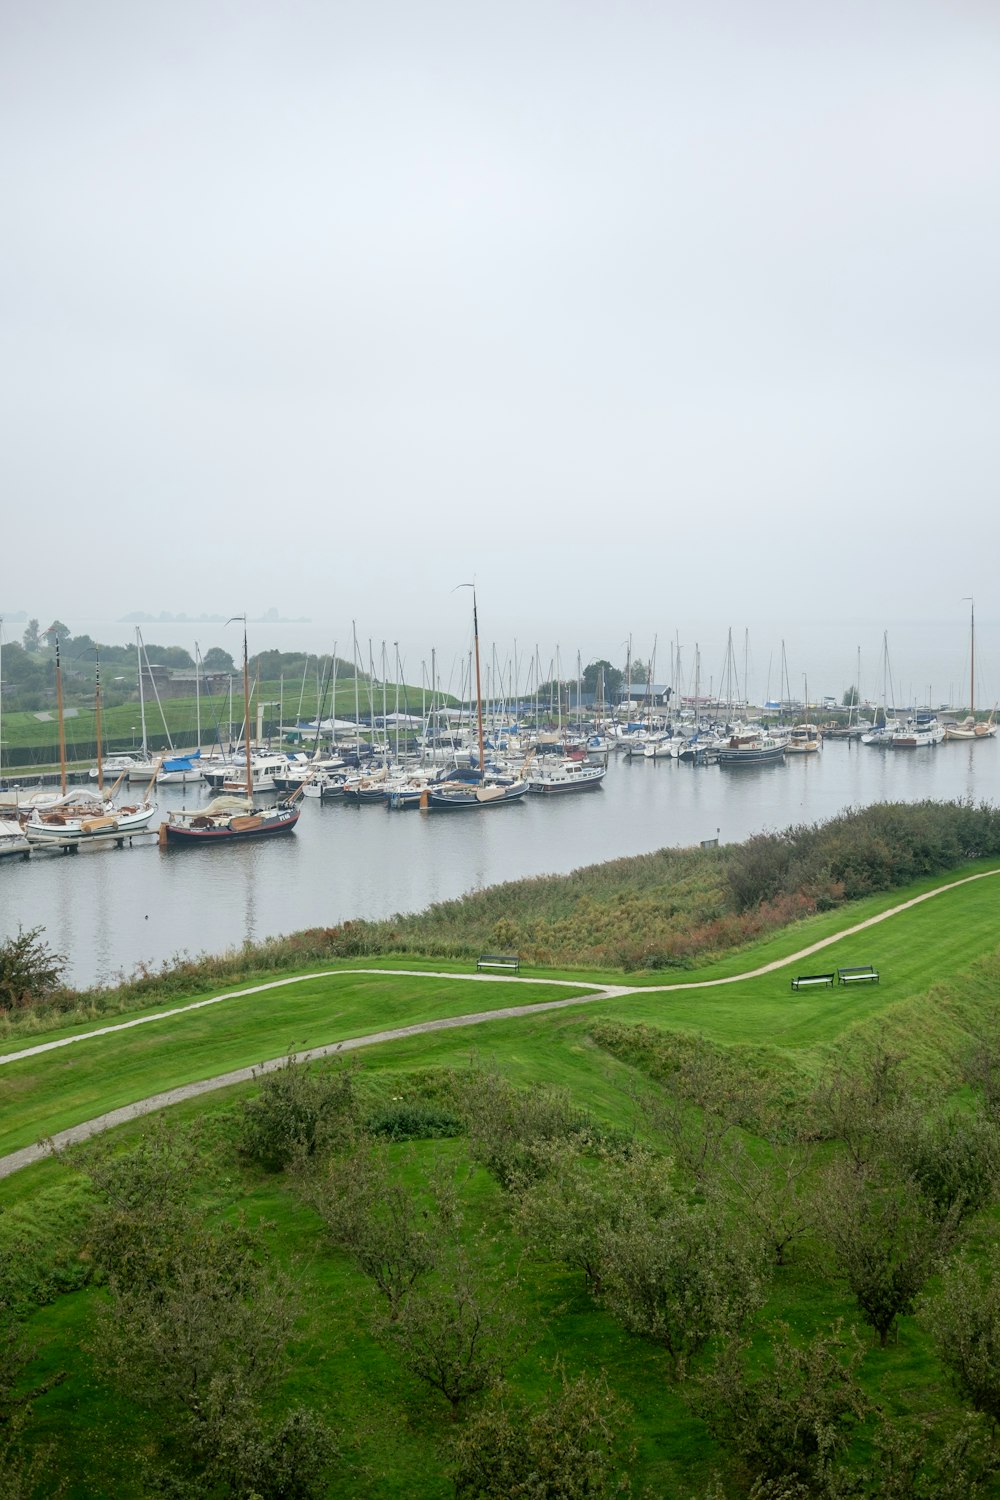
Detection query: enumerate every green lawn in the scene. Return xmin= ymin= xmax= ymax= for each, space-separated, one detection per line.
xmin=3 ymin=864 xmax=1000 ymax=1497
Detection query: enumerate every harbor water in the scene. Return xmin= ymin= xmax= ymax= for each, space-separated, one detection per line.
xmin=1 ymin=739 xmax=997 ymax=989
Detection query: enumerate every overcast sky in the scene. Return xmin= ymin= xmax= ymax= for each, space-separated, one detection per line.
xmin=2 ymin=1 xmax=999 ymax=696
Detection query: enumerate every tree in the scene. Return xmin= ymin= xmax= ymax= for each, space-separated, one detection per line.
xmin=811 ymin=1041 xmax=914 ymax=1175
xmin=0 ymin=927 xmax=67 ymax=1013
xmin=302 ymin=1143 xmax=452 ymax=1317
xmin=86 ymin=1132 xmax=334 ymax=1496
xmin=461 ymin=1071 xmax=592 ymax=1192
xmin=696 ymin=1322 xmax=869 ymax=1493
xmin=816 ymin=1160 xmax=957 ymax=1347
xmin=597 ymin=1193 xmax=767 ymax=1377
xmin=20 ymin=619 xmax=39 ymax=653
xmin=715 ymin=1134 xmax=816 ymax=1267
xmin=841 ymin=686 xmax=859 ymax=708
xmin=513 ymin=1141 xmax=673 ymax=1294
xmin=378 ymin=1250 xmax=522 ymax=1419
xmin=238 ymin=1054 xmax=358 ymax=1171
xmin=922 ymin=1244 xmax=1000 ymax=1427
xmin=891 ymin=1108 xmax=1000 ymax=1225
xmin=203 ymin=646 xmax=236 ymax=673
xmin=581 ymin=660 xmax=624 ymax=705
xmin=451 ymin=1364 xmax=635 ymax=1498
xmin=40 ymin=620 xmax=69 ymax=646
xmin=872 ymin=1412 xmax=998 ymax=1500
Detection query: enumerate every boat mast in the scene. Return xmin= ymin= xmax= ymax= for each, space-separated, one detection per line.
xmin=195 ymin=641 xmax=201 ymax=752
xmin=242 ymin=620 xmax=252 ymax=797
xmin=472 ymin=589 xmax=485 ymax=774
xmin=95 ymin=648 xmax=104 ymax=793
xmin=136 ymin=628 xmax=148 ymax=761
xmin=55 ymin=636 xmax=67 ymax=796
xmin=967 ymin=597 xmax=976 ymax=718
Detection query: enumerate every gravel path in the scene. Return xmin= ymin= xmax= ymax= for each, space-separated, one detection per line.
xmin=2 ymin=866 xmax=997 ymax=1180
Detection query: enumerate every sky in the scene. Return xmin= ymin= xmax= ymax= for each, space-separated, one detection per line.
xmin=3 ymin=1 xmax=1000 ymax=701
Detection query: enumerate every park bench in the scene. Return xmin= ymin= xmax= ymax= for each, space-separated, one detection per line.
xmin=838 ymin=965 xmax=880 ymax=985
xmin=790 ymin=973 xmax=835 ymax=990
xmin=476 ymin=953 xmax=520 ymax=974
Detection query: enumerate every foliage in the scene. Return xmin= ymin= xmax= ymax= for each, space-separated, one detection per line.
xmin=0 ymin=926 xmax=67 ymax=1013
xmin=202 ymin=646 xmax=236 ymax=673
xmin=461 ymin=1070 xmax=595 ymax=1192
xmin=582 ymin=659 xmax=624 ymax=704
xmin=377 ymin=1249 xmax=523 ymax=1418
xmin=695 ymin=1322 xmax=869 ymax=1492
xmin=238 ymin=1055 xmax=358 ymax=1171
xmin=20 ymin=620 xmax=39 ymax=653
xmin=921 ymin=1244 xmax=1000 ymax=1427
xmin=815 ymin=1160 xmax=958 ymax=1347
xmin=872 ymin=1412 xmax=998 ymax=1500
xmin=512 ymin=1142 xmax=673 ymax=1293
xmin=365 ymin=1100 xmax=464 ymax=1140
xmin=450 ymin=1363 xmax=634 ymax=1498
xmin=891 ymin=1107 xmax=1000 ymax=1224
xmin=597 ymin=1192 xmax=768 ymax=1377
xmin=301 ymin=1143 xmax=456 ymax=1317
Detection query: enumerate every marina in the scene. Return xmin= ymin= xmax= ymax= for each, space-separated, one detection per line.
xmin=1 ymin=731 xmax=996 ymax=990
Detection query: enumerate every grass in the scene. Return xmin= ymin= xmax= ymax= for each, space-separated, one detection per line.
xmin=3 ymin=860 xmax=1000 ymax=1497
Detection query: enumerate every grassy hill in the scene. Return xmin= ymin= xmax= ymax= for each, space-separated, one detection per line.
xmin=4 ymin=815 xmax=1000 ymax=1496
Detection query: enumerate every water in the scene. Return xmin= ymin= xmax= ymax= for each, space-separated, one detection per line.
xmin=2 ymin=739 xmax=997 ymax=989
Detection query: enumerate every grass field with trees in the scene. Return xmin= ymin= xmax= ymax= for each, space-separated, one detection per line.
xmin=3 ymin=802 xmax=1000 ymax=1495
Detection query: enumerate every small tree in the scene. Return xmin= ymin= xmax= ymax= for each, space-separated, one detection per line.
xmin=451 ymin=1364 xmax=634 ymax=1498
xmin=872 ymin=1412 xmax=998 ymax=1500
xmin=512 ymin=1141 xmax=672 ymax=1293
xmin=378 ymin=1250 xmax=522 ymax=1419
xmin=696 ymin=1322 xmax=869 ymax=1492
xmin=816 ymin=1161 xmax=956 ymax=1347
xmin=21 ymin=619 xmax=39 ymax=653
xmin=715 ymin=1135 xmax=816 ymax=1267
xmin=811 ymin=1041 xmax=914 ymax=1174
xmin=303 ymin=1143 xmax=451 ymax=1317
xmin=597 ymin=1194 xmax=767 ymax=1378
xmin=461 ymin=1070 xmax=592 ymax=1192
xmin=238 ymin=1054 xmax=358 ymax=1171
xmin=0 ymin=926 xmax=67 ymax=1012
xmin=892 ymin=1108 xmax=1000 ymax=1225
xmin=922 ymin=1245 xmax=1000 ymax=1427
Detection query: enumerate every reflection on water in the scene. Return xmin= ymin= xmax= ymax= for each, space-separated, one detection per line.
xmin=2 ymin=739 xmax=998 ymax=988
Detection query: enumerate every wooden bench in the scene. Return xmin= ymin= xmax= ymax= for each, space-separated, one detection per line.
xmin=838 ymin=965 xmax=880 ymax=984
xmin=476 ymin=953 xmax=520 ymax=974
xmin=791 ymin=973 xmax=835 ymax=990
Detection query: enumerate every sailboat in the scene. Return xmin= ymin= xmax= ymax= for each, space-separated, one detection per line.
xmin=25 ymin=643 xmax=158 ymax=844
xmin=426 ymin=588 xmax=529 ymax=810
xmin=158 ymin=620 xmax=302 ymax=845
xmin=945 ymin=599 xmax=997 ymax=741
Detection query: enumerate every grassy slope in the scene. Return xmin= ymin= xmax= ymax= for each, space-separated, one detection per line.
xmin=4 ymin=866 xmax=1000 ymax=1497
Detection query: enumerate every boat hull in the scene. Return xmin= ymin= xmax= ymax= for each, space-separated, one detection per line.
xmin=160 ymin=806 xmax=301 ymax=844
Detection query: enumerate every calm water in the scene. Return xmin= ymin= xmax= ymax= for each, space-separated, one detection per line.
xmin=2 ymin=739 xmax=997 ymax=988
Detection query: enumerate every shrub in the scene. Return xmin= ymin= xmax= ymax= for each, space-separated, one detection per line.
xmin=0 ymin=926 xmax=66 ymax=1012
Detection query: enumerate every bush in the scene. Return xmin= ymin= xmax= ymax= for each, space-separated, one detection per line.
xmin=238 ymin=1055 xmax=358 ymax=1171
xmin=0 ymin=926 xmax=66 ymax=1012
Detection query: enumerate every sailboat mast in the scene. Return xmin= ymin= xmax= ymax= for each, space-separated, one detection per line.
xmin=55 ymin=637 xmax=67 ymax=796
xmin=243 ymin=621 xmax=252 ymax=797
xmin=95 ymin=649 xmax=104 ymax=793
xmin=472 ymin=590 xmax=485 ymax=773
xmin=136 ymin=628 xmax=148 ymax=760
xmin=971 ymin=598 xmax=976 ymax=718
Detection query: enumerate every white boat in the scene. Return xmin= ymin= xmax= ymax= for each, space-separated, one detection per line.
xmin=785 ymin=724 xmax=822 ymax=754
xmin=25 ymin=787 xmax=157 ymax=843
xmin=891 ymin=716 xmax=944 ymax=749
xmin=944 ymin=600 xmax=997 ymax=742
xmin=527 ymin=758 xmax=607 ymax=794
xmin=0 ymin=817 xmax=29 ymax=859
xmin=26 ymin=641 xmax=156 ymax=844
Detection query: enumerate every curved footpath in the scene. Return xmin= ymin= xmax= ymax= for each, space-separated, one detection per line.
xmin=2 ymin=867 xmax=998 ymax=1181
